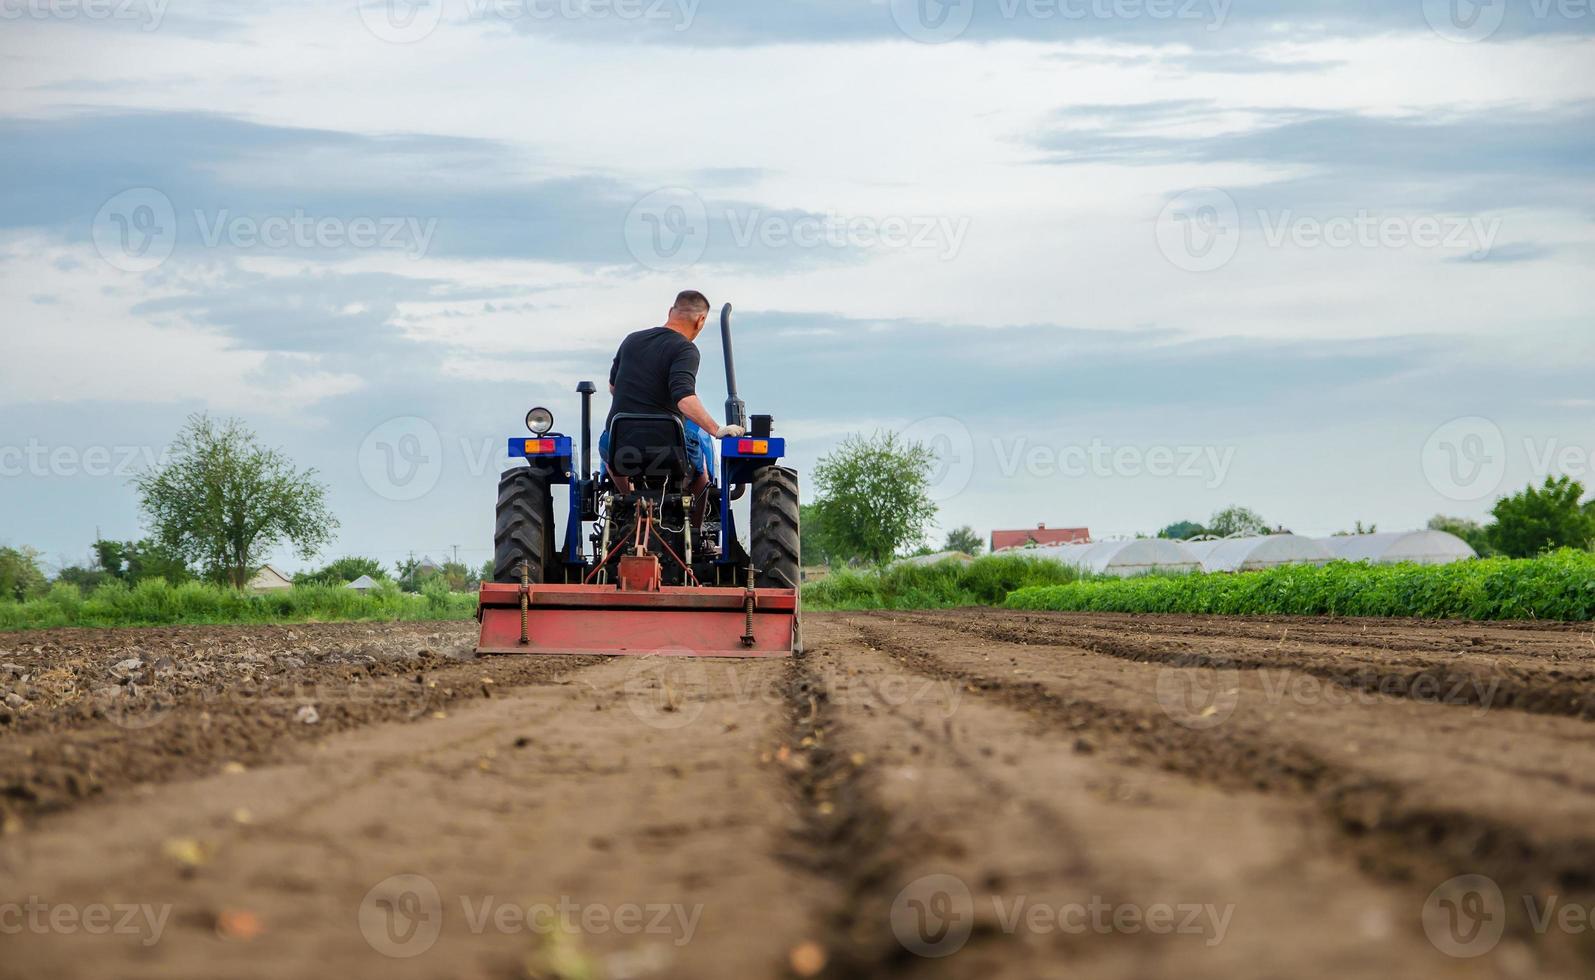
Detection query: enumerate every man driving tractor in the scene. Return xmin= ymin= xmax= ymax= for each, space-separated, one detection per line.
xmin=600 ymin=290 xmax=745 ymax=521
xmin=478 ymin=293 xmax=801 ymax=655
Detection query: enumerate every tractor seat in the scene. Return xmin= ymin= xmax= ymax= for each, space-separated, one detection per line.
xmin=605 ymin=413 xmax=691 ymax=488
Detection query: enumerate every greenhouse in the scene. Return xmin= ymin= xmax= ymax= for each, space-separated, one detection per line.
xmin=1028 ymin=539 xmax=1200 ymax=578
xmin=892 ymin=550 xmax=977 ymax=569
xmin=1315 ymin=530 xmax=1477 ymax=566
xmin=1183 ymin=534 xmax=1334 ymax=573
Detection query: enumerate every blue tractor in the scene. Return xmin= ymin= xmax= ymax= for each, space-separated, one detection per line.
xmin=476 ymin=304 xmax=801 ymax=657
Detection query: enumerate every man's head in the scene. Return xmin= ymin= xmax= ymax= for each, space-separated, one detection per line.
xmin=666 ymin=290 xmax=711 ymax=340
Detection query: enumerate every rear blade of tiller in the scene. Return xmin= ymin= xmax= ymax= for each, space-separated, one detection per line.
xmin=475 ymin=582 xmax=797 ymax=657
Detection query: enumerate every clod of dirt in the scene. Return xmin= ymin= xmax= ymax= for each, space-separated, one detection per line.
xmin=161 ymin=837 xmax=211 ymax=870
xmin=214 ymin=908 xmax=264 ymax=942
xmin=788 ymin=941 xmax=827 ymax=977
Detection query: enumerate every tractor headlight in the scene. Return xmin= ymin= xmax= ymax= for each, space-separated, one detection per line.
xmin=525 ymin=407 xmax=554 ymax=435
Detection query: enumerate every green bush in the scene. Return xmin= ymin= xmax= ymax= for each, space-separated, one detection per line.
xmin=0 ymin=577 xmax=476 ymax=631
xmin=804 ymin=554 xmax=1085 ymax=610
xmin=1005 ymin=550 xmax=1595 ymax=622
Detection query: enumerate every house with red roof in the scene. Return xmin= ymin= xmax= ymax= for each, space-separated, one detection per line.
xmin=990 ymin=524 xmax=1091 ymax=553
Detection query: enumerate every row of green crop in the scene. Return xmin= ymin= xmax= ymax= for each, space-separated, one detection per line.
xmin=1004 ymin=549 xmax=1595 ymax=621
xmin=803 ymin=554 xmax=1086 ymax=610
xmin=0 ymin=578 xmax=477 ymax=631
xmin=8 ymin=551 xmax=1591 ymax=628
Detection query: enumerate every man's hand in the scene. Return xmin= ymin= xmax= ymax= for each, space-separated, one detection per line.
xmin=716 ymin=425 xmax=746 ymax=438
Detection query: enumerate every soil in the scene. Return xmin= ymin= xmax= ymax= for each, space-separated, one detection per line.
xmin=3 ymin=611 xmax=1594 ymax=978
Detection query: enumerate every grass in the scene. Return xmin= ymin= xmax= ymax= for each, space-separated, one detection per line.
xmin=0 ymin=578 xmax=477 ymax=631
xmin=803 ymin=554 xmax=1087 ymax=610
xmin=11 ymin=551 xmax=1592 ymax=628
xmin=1005 ymin=549 xmax=1595 ymax=622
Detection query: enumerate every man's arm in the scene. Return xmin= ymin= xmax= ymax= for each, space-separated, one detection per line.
xmin=676 ymin=394 xmax=720 ymax=436
xmin=669 ymin=343 xmax=742 ymax=437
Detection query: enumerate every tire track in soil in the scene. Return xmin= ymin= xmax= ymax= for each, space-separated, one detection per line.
xmin=777 ymin=653 xmax=919 ymax=979
xmin=800 ymin=620 xmax=1514 ymax=979
xmin=881 ymin=611 xmax=1595 ymax=721
xmin=841 ymin=614 xmax=1595 ymax=965
xmin=2 ymin=646 xmax=604 ymax=822
xmin=1 ymin=655 xmax=830 ymax=980
xmin=947 ymin=611 xmax=1595 ymax=657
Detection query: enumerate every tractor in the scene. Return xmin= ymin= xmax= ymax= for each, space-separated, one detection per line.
xmin=475 ymin=304 xmax=801 ymax=657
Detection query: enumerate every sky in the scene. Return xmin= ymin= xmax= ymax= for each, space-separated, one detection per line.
xmin=1 ymin=0 xmax=1593 ymax=574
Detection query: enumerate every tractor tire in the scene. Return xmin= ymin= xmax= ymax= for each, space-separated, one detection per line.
xmin=750 ymin=466 xmax=801 ymax=591
xmin=494 ymin=467 xmax=556 ymax=584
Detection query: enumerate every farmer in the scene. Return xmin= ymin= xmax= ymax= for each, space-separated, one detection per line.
xmin=601 ymin=290 xmax=743 ymax=510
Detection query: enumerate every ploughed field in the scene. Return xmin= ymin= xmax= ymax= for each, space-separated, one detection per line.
xmin=3 ymin=611 xmax=1595 ymax=979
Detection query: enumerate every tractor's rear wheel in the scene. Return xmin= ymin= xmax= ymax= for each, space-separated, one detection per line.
xmin=750 ymin=466 xmax=800 ymax=590
xmin=494 ymin=467 xmax=556 ymax=584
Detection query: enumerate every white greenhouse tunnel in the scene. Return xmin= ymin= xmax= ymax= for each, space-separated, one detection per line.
xmin=1315 ymin=531 xmax=1478 ymax=566
xmin=1183 ymin=534 xmax=1335 ymax=573
xmin=892 ymin=551 xmax=977 ymax=569
xmin=1027 ymin=540 xmax=1202 ymax=578
xmin=991 ymin=528 xmax=1479 ymax=577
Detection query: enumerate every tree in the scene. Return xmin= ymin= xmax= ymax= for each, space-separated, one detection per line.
xmin=1158 ymin=520 xmax=1205 ymax=541
xmin=799 ymin=504 xmax=831 ymax=566
xmin=134 ymin=415 xmax=338 ymax=589
xmin=944 ymin=526 xmax=984 ymax=556
xmin=56 ymin=565 xmax=107 ymax=590
xmin=812 ymin=431 xmax=938 ymax=565
xmin=1207 ymin=506 xmax=1267 ymax=538
xmin=1427 ymin=515 xmax=1494 ymax=557
xmin=1334 ymin=520 xmax=1379 ymax=537
xmin=1488 ymin=476 xmax=1594 ymax=558
xmin=439 ymin=560 xmax=474 ymax=592
xmin=93 ymin=538 xmax=192 ymax=584
xmin=296 ymin=556 xmax=387 ymax=587
xmin=0 ymin=547 xmax=48 ymax=602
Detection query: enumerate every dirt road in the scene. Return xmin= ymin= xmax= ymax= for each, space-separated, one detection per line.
xmin=4 ymin=611 xmax=1595 ymax=978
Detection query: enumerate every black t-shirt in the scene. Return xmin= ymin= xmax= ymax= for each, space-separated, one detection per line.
xmin=606 ymin=327 xmax=701 ymax=426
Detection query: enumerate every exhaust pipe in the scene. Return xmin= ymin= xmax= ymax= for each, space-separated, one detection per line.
xmin=576 ymin=380 xmax=596 ymax=477
xmin=720 ymin=303 xmax=746 ymax=431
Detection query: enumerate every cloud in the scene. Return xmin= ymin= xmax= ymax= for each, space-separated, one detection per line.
xmin=469 ymin=0 xmax=1595 ymax=46
xmin=1032 ymin=99 xmax=1595 ymax=212
xmin=0 ymin=111 xmax=875 ymax=270
xmin=730 ymin=311 xmax=1441 ymax=424
xmin=1446 ymin=240 xmax=1558 ymax=263
xmin=34 ymin=0 xmax=1583 ymax=50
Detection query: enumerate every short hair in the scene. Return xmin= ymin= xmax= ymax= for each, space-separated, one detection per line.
xmin=672 ymin=290 xmax=710 ymax=316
